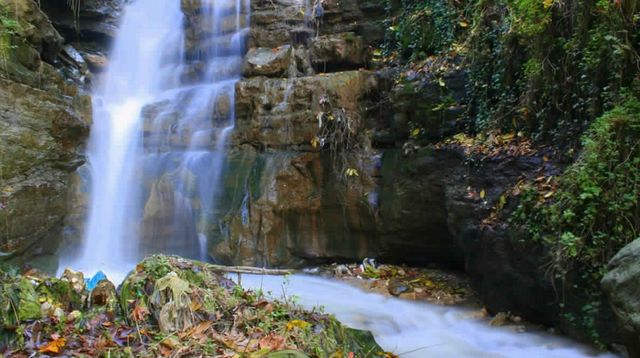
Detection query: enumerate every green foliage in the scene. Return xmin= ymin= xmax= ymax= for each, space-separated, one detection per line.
xmin=509 ymin=0 xmax=553 ymax=38
xmin=466 ymin=0 xmax=640 ymax=141
xmin=514 ymin=95 xmax=640 ymax=280
xmin=383 ymin=0 xmax=465 ymax=60
xmin=512 ymin=95 xmax=640 ymax=344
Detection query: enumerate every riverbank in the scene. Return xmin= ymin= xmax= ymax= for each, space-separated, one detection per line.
xmin=0 ymin=256 xmax=382 ymax=357
xmin=0 ymin=255 xmax=622 ymax=357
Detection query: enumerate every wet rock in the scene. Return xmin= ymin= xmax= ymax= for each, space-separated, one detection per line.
xmin=247 ymin=0 xmax=384 ymax=49
xmin=61 ymin=45 xmax=89 ymax=72
xmin=40 ymin=0 xmax=124 ymax=52
xmin=388 ymin=278 xmax=411 ymax=296
xmin=83 ymin=52 xmax=109 ymax=72
xmin=243 ymin=45 xmax=293 ymax=77
xmin=0 ymin=0 xmax=90 ymax=266
xmin=0 ymin=76 xmax=90 ymax=260
xmin=309 ymin=32 xmax=366 ymax=72
xmin=602 ymin=239 xmax=640 ymax=357
xmin=61 ymin=268 xmax=86 ymax=294
xmin=234 ymin=70 xmax=378 ymax=147
xmin=489 ymin=312 xmax=510 ymax=326
xmin=211 ymin=149 xmax=379 ymax=267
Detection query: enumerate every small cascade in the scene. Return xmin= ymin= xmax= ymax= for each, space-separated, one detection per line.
xmin=61 ymin=0 xmax=249 ymax=274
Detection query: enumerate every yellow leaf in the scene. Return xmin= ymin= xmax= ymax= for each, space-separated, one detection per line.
xmin=459 ymin=21 xmax=469 ymax=28
xmin=346 ymin=168 xmax=359 ymax=177
xmin=543 ymin=0 xmax=553 ymax=8
xmin=438 ymin=77 xmax=446 ymax=87
xmin=411 ymin=128 xmax=420 ymax=138
xmin=311 ymin=137 xmax=320 ymax=148
xmin=497 ymin=195 xmax=507 ymax=209
xmin=480 ymin=190 xmax=486 ymax=199
xmin=286 ymin=319 xmax=311 ymax=330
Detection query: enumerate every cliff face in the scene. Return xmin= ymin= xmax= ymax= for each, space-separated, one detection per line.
xmin=0 ymin=0 xmax=90 ymax=266
xmin=196 ymin=0 xmax=467 ymax=267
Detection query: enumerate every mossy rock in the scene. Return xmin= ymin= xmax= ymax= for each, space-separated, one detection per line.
xmin=120 ymin=255 xmax=385 ymax=356
xmin=36 ymin=278 xmax=83 ymax=312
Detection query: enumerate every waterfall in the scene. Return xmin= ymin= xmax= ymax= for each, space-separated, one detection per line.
xmin=61 ymin=0 xmax=249 ymax=275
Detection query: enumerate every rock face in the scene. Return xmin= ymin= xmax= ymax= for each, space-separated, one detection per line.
xmin=206 ymin=0 xmax=475 ymax=268
xmin=602 ymin=239 xmax=640 ymax=356
xmin=40 ymin=0 xmax=123 ymax=50
xmin=309 ymin=32 xmax=366 ymax=71
xmin=0 ymin=0 xmax=90 ymax=266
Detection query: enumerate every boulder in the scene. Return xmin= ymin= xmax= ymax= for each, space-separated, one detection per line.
xmin=90 ymin=279 xmax=118 ymax=309
xmin=83 ymin=52 xmax=109 ymax=72
xmin=242 ymin=45 xmax=293 ymax=77
xmin=602 ymin=239 xmax=640 ymax=357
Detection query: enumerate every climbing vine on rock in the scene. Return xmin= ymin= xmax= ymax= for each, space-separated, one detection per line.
xmin=465 ymin=0 xmax=640 ymax=142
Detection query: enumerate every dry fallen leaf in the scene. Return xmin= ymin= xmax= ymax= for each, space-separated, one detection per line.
xmin=259 ymin=333 xmax=286 ymax=351
xmin=39 ymin=337 xmax=66 ymax=354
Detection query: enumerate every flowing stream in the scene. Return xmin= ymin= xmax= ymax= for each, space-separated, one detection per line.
xmin=238 ymin=275 xmax=618 ymax=358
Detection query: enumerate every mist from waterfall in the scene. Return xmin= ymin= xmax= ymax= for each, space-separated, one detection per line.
xmin=61 ymin=0 xmax=249 ymax=275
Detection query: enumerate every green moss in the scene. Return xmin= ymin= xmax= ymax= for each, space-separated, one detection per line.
xmin=0 ymin=3 xmax=20 ymax=65
xmin=37 ymin=279 xmax=83 ymax=311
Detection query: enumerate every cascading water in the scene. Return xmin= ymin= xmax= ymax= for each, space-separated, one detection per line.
xmin=61 ymin=0 xmax=249 ymax=275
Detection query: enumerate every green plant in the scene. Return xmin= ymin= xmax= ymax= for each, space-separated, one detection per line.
xmin=383 ymin=0 xmax=465 ymax=61
xmin=0 ymin=4 xmax=20 ymax=66
xmin=514 ymin=94 xmax=640 ymax=282
xmin=465 ymin=0 xmax=640 ymax=141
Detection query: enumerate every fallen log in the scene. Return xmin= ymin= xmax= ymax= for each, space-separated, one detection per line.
xmin=205 ymin=264 xmax=295 ymax=276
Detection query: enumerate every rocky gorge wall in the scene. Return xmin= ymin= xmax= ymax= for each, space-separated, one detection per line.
xmin=216 ymin=0 xmax=637 ymax=352
xmin=0 ymin=0 xmax=91 ymax=267
xmin=200 ymin=0 xmax=471 ymax=268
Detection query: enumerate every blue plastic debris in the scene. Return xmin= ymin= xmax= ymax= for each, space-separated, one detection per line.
xmin=85 ymin=271 xmax=107 ymax=291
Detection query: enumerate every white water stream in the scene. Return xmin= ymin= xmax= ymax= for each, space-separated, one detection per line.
xmin=239 ymin=275 xmax=618 ymax=358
